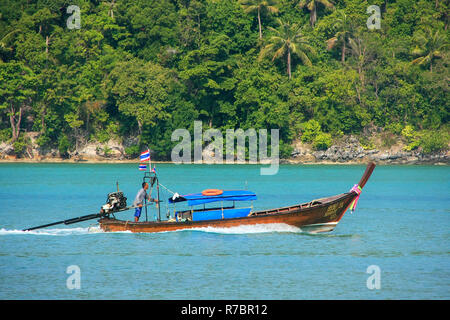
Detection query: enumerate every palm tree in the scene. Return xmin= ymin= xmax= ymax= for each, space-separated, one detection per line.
xmin=0 ymin=28 xmax=21 ymax=61
xmin=239 ymin=0 xmax=279 ymax=40
xmin=298 ymin=0 xmax=334 ymax=27
xmin=103 ymin=0 xmax=116 ymax=19
xmin=411 ymin=28 xmax=448 ymax=73
xmin=259 ymin=19 xmax=315 ymax=79
xmin=347 ymin=36 xmax=367 ymax=88
xmin=326 ymin=11 xmax=352 ymax=62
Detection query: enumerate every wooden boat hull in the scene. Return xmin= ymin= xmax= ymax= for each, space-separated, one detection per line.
xmin=99 ymin=192 xmax=357 ymax=234
xmin=99 ymin=163 xmax=375 ymax=234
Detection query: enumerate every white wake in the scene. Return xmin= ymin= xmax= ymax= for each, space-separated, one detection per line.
xmin=0 ymin=226 xmax=104 ymax=236
xmin=0 ymin=223 xmax=302 ymax=236
xmin=183 ymin=223 xmax=302 ymax=234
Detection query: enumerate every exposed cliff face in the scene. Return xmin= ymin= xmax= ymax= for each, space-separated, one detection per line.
xmin=0 ymin=132 xmax=129 ymax=161
xmin=69 ymin=140 xmax=125 ymax=160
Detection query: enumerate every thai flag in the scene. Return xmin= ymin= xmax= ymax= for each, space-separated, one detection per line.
xmin=139 ymin=164 xmax=147 ymax=171
xmin=140 ymin=149 xmax=150 ymax=162
xmin=152 ymin=166 xmax=156 ymax=174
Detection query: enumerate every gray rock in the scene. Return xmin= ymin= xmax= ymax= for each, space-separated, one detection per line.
xmin=0 ymin=143 xmax=14 ymax=156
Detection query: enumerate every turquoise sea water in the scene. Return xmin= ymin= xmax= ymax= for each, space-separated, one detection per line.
xmin=0 ymin=163 xmax=448 ymax=299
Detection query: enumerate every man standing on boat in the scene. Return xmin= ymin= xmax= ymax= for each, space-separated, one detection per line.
xmin=133 ymin=182 xmax=158 ymax=222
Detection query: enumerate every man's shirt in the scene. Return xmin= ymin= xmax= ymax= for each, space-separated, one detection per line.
xmin=133 ymin=188 xmax=148 ymax=206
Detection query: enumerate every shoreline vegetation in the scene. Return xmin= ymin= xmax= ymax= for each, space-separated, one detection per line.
xmin=0 ymin=158 xmax=448 ymax=165
xmin=1 ymin=160 xmax=448 ymax=165
xmin=1 ymin=1 xmax=449 ymax=165
xmin=1 ymin=131 xmax=448 ymax=165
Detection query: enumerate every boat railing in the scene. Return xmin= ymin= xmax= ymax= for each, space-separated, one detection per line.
xmin=175 ymin=204 xmax=254 ymax=222
xmin=251 ymin=194 xmax=349 ymax=216
xmin=251 ymin=203 xmax=308 ymax=216
xmin=176 ymin=205 xmax=235 ymax=215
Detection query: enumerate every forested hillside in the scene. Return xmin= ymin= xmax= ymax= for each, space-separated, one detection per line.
xmin=0 ymin=0 xmax=448 ymax=160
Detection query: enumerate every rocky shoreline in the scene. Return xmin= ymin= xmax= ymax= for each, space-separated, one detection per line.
xmin=287 ymin=136 xmax=449 ymax=165
xmin=0 ymin=154 xmax=448 ymax=165
xmin=0 ymin=133 xmax=448 ymax=165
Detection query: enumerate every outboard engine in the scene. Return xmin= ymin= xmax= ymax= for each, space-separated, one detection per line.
xmin=101 ymin=191 xmax=127 ymax=214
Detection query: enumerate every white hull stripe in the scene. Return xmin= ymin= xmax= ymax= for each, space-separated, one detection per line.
xmin=303 ymin=222 xmax=338 ymax=227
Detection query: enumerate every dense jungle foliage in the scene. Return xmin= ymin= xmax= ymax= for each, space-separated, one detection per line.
xmin=0 ymin=0 xmax=448 ymax=159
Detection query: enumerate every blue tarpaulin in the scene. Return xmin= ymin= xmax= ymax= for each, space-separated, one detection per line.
xmin=169 ymin=190 xmax=257 ymax=206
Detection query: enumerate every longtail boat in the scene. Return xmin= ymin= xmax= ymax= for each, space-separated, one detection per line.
xmin=98 ymin=162 xmax=376 ymax=234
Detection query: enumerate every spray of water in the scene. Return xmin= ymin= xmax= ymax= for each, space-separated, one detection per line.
xmin=0 ymin=223 xmax=302 ymax=236
xmin=168 ymin=223 xmax=302 ymax=234
xmin=0 ymin=226 xmax=104 ymax=236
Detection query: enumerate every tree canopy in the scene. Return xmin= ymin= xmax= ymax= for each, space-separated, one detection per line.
xmin=0 ymin=0 xmax=448 ymax=159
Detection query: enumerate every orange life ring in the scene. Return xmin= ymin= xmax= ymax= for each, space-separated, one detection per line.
xmin=201 ymin=189 xmax=223 ymax=196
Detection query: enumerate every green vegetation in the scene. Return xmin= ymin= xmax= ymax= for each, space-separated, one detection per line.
xmin=312 ymin=131 xmax=332 ymax=150
xmin=298 ymin=0 xmax=335 ymax=27
xmin=0 ymin=128 xmax=11 ymax=142
xmin=259 ymin=18 xmax=315 ymax=79
xmin=401 ymin=125 xmax=449 ymax=153
xmin=300 ymin=119 xmax=332 ymax=150
xmin=401 ymin=124 xmax=420 ymax=151
xmin=57 ymin=134 xmax=71 ymax=158
xmin=418 ymin=128 xmax=449 ymax=154
xmin=300 ymin=119 xmax=321 ymax=143
xmin=358 ymin=134 xmax=375 ymax=150
xmin=12 ymin=133 xmax=30 ymax=156
xmin=0 ymin=0 xmax=448 ymax=159
xmin=124 ymin=144 xmax=140 ymax=157
xmin=239 ymin=0 xmax=279 ymax=40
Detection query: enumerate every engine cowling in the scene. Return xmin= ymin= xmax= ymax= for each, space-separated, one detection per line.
xmin=102 ymin=192 xmax=127 ymax=213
